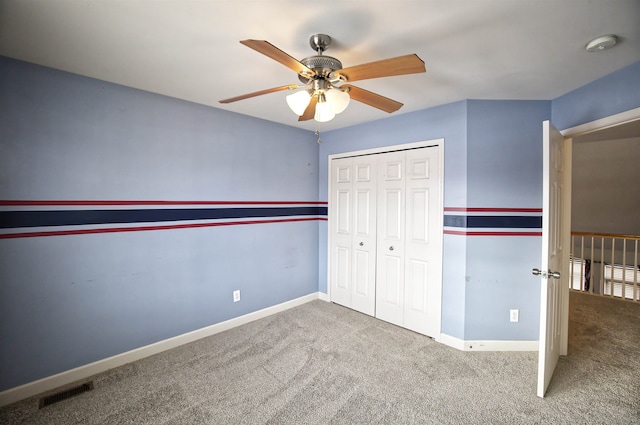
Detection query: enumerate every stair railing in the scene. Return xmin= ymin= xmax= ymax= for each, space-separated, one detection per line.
xmin=570 ymin=232 xmax=640 ymax=302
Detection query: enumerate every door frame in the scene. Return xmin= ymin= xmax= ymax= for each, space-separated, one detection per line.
xmin=327 ymin=138 xmax=445 ymax=335
xmin=551 ymin=106 xmax=640 ymax=371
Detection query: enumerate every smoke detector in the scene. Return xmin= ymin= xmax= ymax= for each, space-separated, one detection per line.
xmin=586 ymin=35 xmax=618 ymax=52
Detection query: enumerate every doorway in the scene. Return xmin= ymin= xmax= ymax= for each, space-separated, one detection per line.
xmin=539 ymin=108 xmax=640 ymax=397
xmin=557 ymin=108 xmax=640 ymax=339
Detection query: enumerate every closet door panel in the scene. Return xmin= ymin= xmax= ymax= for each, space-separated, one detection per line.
xmin=384 ymin=189 xmax=403 ymax=239
xmin=383 ymin=255 xmax=403 ymax=303
xmin=353 ymin=189 xmax=373 ymax=304
xmin=408 ymin=188 xmax=429 ymax=243
xmin=355 ymin=190 xmax=372 ymax=235
xmin=336 ymin=190 xmax=351 ymax=234
xmin=375 ymin=253 xmax=403 ymax=326
xmin=353 ymin=250 xmax=371 ymax=296
xmin=404 ymin=147 xmax=441 ymax=336
xmin=330 ymin=159 xmax=353 ymax=307
xmin=376 ymin=151 xmax=406 ymax=326
xmin=406 ymin=259 xmax=428 ymax=313
xmin=351 ymin=158 xmax=377 ymax=316
xmin=335 ymin=246 xmax=351 ymax=291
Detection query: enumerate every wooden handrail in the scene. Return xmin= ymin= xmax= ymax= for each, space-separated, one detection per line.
xmin=571 ymin=231 xmax=640 ymax=240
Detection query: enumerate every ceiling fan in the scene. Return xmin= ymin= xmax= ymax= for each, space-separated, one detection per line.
xmin=219 ymin=34 xmax=426 ymax=123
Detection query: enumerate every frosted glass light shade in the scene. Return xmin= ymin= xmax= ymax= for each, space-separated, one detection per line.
xmin=314 ymin=97 xmax=335 ymax=122
xmin=286 ymin=90 xmax=311 ymax=116
xmin=325 ymin=88 xmax=350 ymax=114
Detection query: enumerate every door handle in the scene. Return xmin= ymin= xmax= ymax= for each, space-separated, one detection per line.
xmin=532 ymin=268 xmax=561 ymax=279
xmin=359 ymin=242 xmax=364 ymax=246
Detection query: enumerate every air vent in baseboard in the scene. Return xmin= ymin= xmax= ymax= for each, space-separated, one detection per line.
xmin=38 ymin=382 xmax=94 ymax=409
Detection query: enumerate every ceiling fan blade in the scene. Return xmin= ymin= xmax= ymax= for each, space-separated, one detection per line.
xmin=240 ymin=39 xmax=315 ymax=77
xmin=343 ymin=84 xmax=403 ymax=113
xmin=219 ymin=84 xmax=299 ymax=104
xmin=335 ymin=54 xmax=425 ymax=82
xmin=298 ymin=96 xmax=318 ymax=121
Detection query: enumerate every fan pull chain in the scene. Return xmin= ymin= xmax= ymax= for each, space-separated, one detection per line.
xmin=315 ymin=129 xmax=322 ymax=144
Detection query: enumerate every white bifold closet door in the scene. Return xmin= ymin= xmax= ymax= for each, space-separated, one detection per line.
xmin=330 ymin=145 xmax=441 ymax=338
xmin=330 ymin=155 xmax=377 ymax=316
xmin=376 ymin=147 xmax=441 ymax=336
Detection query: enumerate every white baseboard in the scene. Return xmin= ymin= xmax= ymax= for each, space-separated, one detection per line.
xmin=439 ymin=333 xmax=538 ymax=352
xmin=318 ymin=292 xmax=329 ymax=302
xmin=0 ymin=292 xmax=323 ymax=408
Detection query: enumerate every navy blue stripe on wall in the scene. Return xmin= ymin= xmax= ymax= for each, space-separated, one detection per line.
xmin=0 ymin=200 xmax=328 ymax=239
xmin=443 ymin=207 xmax=542 ymax=236
xmin=443 ymin=215 xmax=542 ymax=229
xmin=443 ymin=215 xmax=466 ymax=228
xmin=0 ymin=207 xmax=327 ymax=229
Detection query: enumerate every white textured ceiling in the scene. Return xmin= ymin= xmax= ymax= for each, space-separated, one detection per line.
xmin=1 ymin=0 xmax=639 ymax=132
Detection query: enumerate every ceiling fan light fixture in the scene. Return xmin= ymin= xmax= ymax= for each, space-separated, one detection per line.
xmin=326 ymin=88 xmax=350 ymax=114
xmin=314 ymin=93 xmax=335 ymax=122
xmin=222 ymin=34 xmax=426 ymax=124
xmin=286 ymin=90 xmax=311 ymax=116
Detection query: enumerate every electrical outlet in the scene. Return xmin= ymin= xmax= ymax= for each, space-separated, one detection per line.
xmin=510 ymin=309 xmax=519 ymax=322
xmin=233 ymin=290 xmax=241 ymax=303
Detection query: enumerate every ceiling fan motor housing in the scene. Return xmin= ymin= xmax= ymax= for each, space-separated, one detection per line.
xmin=299 ymin=55 xmax=343 ymax=83
xmin=298 ymin=34 xmax=344 ymax=84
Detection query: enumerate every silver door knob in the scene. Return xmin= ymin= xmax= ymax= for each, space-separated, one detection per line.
xmin=532 ymin=268 xmax=561 ymax=279
xmin=389 ymin=246 xmax=394 ymax=251
xmin=359 ymin=242 xmax=364 ymax=246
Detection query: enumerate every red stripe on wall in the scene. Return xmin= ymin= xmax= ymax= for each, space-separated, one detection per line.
xmin=0 ymin=217 xmax=326 ymax=239
xmin=0 ymin=200 xmax=328 ymax=206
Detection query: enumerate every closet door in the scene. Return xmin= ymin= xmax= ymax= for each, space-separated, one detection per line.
xmin=330 ymin=156 xmax=377 ymax=316
xmin=330 ymin=144 xmax=442 ymax=337
xmin=350 ymin=156 xmax=377 ymax=315
xmin=330 ymin=158 xmax=353 ymax=308
xmin=403 ymin=147 xmax=441 ymax=336
xmin=375 ymin=150 xmax=406 ymax=327
xmin=375 ymin=147 xmax=442 ymax=337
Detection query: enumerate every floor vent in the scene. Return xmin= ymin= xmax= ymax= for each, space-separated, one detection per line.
xmin=39 ymin=382 xmax=94 ymax=409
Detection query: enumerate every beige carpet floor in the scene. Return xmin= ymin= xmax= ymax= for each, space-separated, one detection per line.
xmin=1 ymin=291 xmax=639 ymax=424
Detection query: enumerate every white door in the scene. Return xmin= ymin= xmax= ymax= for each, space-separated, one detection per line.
xmin=375 ymin=150 xmax=406 ymax=326
xmin=375 ymin=147 xmax=442 ymax=337
xmin=403 ymin=147 xmax=442 ymax=336
xmin=351 ymin=156 xmax=377 ymax=315
xmin=536 ymin=121 xmax=568 ymax=398
xmin=330 ymin=158 xmax=353 ymax=308
xmin=330 ymin=156 xmax=377 ymax=316
xmin=329 ymin=141 xmax=443 ymax=338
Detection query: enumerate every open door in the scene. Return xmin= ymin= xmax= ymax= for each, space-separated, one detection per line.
xmin=535 ymin=121 xmax=570 ymax=397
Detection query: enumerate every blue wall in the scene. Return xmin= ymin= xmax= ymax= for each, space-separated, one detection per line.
xmin=0 ymin=56 xmax=320 ymax=391
xmin=467 ymin=100 xmax=548 ymax=208
xmin=464 ymin=100 xmax=549 ymax=340
xmin=2 ymin=55 xmax=639 ymax=393
xmin=552 ymin=61 xmax=640 ymax=130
